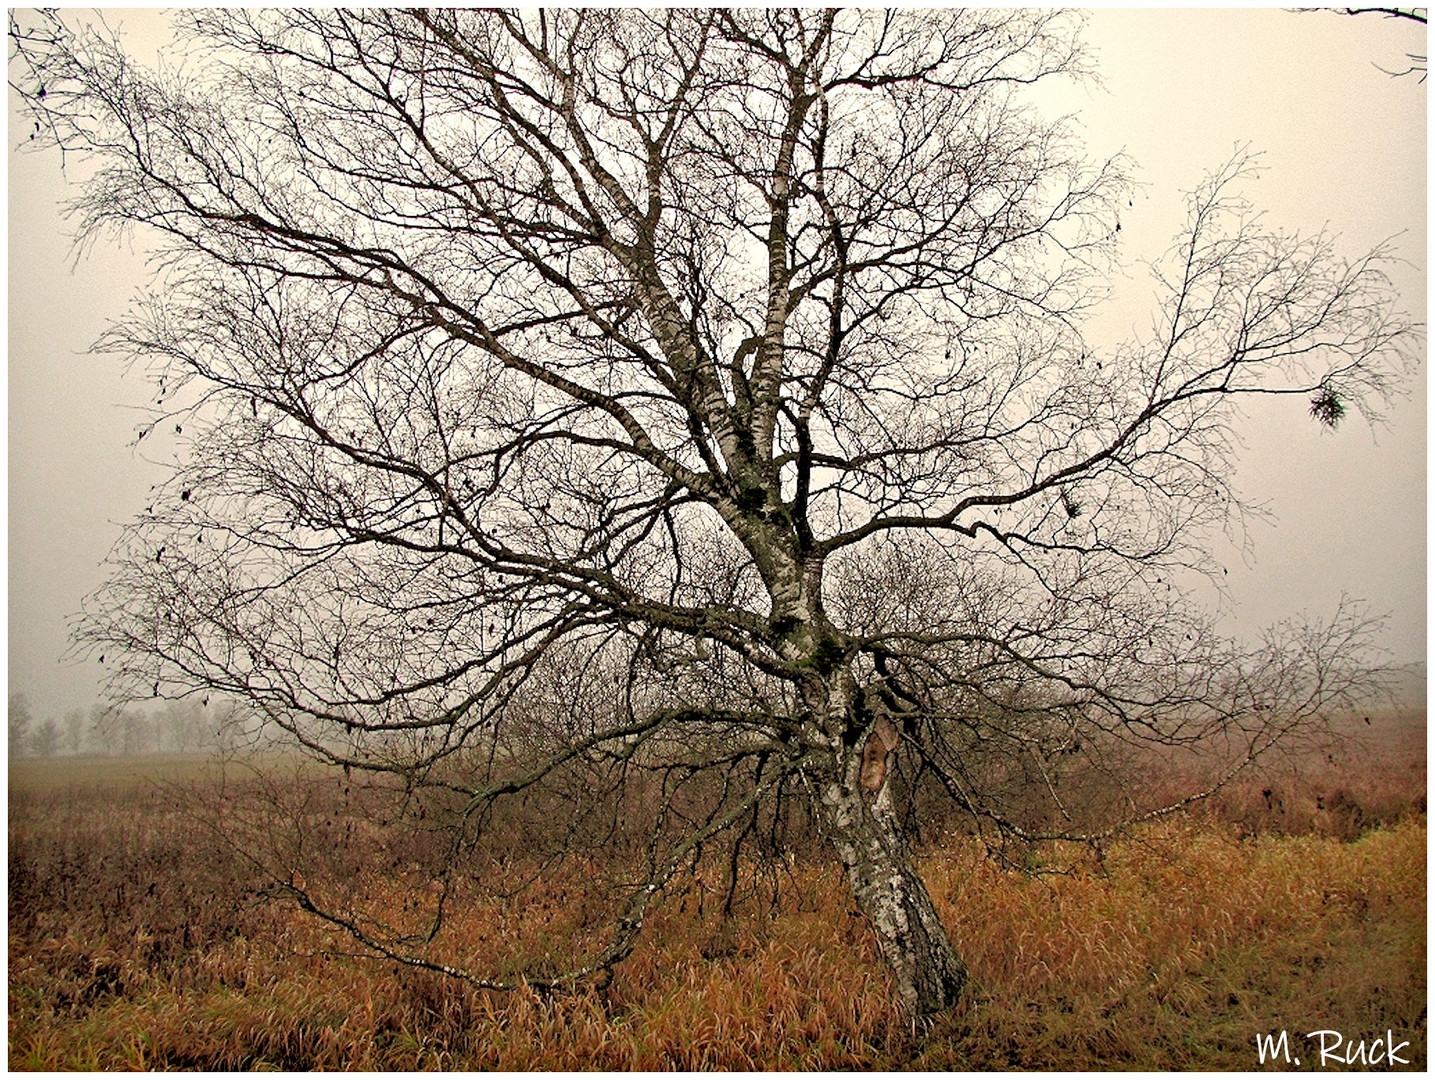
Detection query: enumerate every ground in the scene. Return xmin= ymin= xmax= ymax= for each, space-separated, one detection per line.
xmin=8 ymin=708 xmax=1425 ymax=1070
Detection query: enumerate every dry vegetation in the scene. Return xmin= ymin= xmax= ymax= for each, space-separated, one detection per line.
xmin=9 ymin=709 xmax=1426 ymax=1071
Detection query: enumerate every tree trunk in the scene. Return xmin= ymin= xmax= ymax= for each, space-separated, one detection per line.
xmin=816 ymin=735 xmax=967 ymax=1016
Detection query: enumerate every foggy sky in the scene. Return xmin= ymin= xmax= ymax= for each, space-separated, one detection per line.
xmin=7 ymin=7 xmax=1427 ymax=723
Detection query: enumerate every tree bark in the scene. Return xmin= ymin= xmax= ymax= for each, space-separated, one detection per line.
xmin=815 ymin=734 xmax=967 ymax=1016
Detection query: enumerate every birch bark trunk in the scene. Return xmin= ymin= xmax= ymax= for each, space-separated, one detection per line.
xmin=815 ymin=721 xmax=967 ymax=1015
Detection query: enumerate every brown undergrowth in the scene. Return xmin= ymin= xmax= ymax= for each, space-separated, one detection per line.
xmin=9 ymin=733 xmax=1426 ymax=1071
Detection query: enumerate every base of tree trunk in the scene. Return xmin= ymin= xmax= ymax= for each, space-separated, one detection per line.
xmin=819 ymin=774 xmax=967 ymax=1015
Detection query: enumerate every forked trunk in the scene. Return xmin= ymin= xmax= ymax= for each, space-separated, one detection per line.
xmin=816 ymin=729 xmax=967 ymax=1015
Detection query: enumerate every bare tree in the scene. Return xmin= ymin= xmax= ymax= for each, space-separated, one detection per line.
xmin=159 ymin=698 xmax=209 ymax=753
xmin=87 ymin=702 xmax=120 ymax=757
xmin=30 ymin=715 xmax=60 ymax=758
xmin=88 ymin=704 xmax=154 ymax=757
xmin=12 ymin=9 xmax=1415 ymax=1015
xmin=62 ymin=707 xmax=86 ymax=755
xmin=9 ymin=693 xmax=34 ymax=758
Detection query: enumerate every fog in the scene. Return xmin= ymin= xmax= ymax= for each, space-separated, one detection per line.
xmin=7 ymin=7 xmax=1425 ymax=725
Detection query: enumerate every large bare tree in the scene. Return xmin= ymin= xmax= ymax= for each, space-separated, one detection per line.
xmin=13 ymin=8 xmax=1415 ymax=1014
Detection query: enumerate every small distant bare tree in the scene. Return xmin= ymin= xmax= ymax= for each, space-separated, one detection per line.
xmin=90 ymin=705 xmax=153 ymax=757
xmin=13 ymin=9 xmax=1416 ymax=1014
xmin=62 ymin=708 xmax=86 ymax=755
xmin=30 ymin=716 xmax=60 ymax=758
xmin=9 ymin=693 xmax=34 ymax=758
xmin=87 ymin=703 xmax=120 ymax=757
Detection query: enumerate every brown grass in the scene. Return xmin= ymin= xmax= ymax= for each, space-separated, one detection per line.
xmin=8 ymin=733 xmax=1426 ymax=1071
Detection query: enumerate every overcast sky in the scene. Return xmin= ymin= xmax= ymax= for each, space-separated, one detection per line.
xmin=7 ymin=6 xmax=1427 ymax=722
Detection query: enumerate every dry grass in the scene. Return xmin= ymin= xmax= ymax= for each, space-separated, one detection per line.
xmin=9 ymin=735 xmax=1426 ymax=1071
xmin=922 ymin=818 xmax=1425 ymax=1069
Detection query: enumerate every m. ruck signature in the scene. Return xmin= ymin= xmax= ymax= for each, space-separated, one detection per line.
xmin=1255 ymin=1029 xmax=1412 ymax=1068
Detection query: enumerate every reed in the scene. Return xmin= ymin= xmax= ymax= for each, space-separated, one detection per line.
xmin=9 ymin=749 xmax=1425 ymax=1070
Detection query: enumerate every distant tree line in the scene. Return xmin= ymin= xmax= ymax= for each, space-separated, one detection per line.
xmin=7 ymin=692 xmax=245 ymax=758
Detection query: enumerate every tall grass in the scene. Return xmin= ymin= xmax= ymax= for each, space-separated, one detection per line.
xmin=9 ymin=746 xmax=1425 ymax=1070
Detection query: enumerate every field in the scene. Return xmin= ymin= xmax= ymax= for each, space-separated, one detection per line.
xmin=8 ymin=709 xmax=1426 ymax=1071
